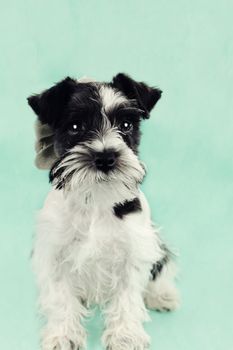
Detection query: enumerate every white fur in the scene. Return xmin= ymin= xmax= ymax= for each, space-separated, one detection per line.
xmin=99 ymin=85 xmax=128 ymax=113
xmin=32 ymin=128 xmax=179 ymax=350
xmin=77 ymin=76 xmax=96 ymax=83
xmin=144 ymin=261 xmax=180 ymax=312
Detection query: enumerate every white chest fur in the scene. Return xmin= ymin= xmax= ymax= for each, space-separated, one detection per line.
xmin=34 ymin=183 xmax=163 ymax=306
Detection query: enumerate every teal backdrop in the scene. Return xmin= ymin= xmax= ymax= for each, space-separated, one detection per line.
xmin=0 ymin=1 xmax=232 ymax=349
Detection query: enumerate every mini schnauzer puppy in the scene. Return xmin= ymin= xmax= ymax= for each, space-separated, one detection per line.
xmin=28 ymin=73 xmax=179 ymax=350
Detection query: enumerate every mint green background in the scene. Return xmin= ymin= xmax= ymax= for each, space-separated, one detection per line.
xmin=0 ymin=1 xmax=232 ymax=349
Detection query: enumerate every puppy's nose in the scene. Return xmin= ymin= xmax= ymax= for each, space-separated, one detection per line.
xmin=94 ymin=150 xmax=118 ymax=172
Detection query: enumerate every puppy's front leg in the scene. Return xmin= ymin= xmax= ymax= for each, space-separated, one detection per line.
xmin=33 ymin=251 xmax=87 ymax=350
xmin=102 ymin=269 xmax=150 ymax=350
xmin=41 ymin=278 xmax=87 ymax=350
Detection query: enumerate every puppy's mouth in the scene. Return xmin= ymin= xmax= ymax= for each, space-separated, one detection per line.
xmin=49 ymin=144 xmax=145 ymax=191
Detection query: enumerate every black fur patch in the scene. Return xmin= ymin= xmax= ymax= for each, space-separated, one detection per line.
xmin=113 ymin=197 xmax=142 ymax=219
xmin=150 ymin=244 xmax=171 ymax=280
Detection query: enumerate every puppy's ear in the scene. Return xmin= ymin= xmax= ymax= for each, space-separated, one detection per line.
xmin=27 ymin=77 xmax=76 ymax=170
xmin=112 ymin=73 xmax=162 ymax=118
xmin=27 ymin=77 xmax=77 ymax=126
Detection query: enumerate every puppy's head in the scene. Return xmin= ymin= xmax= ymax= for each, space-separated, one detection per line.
xmin=28 ymin=74 xmax=162 ymax=190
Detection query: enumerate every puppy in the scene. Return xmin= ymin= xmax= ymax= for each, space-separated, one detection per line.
xmin=28 ymin=73 xmax=179 ymax=350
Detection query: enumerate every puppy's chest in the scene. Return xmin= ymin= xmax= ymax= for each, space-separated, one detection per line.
xmin=61 ymin=189 xmax=148 ymax=282
xmin=64 ymin=205 xmax=132 ymax=299
xmin=58 ymin=190 xmax=153 ymax=302
xmin=65 ymin=200 xmax=130 ymax=265
xmin=67 ymin=189 xmax=138 ymax=243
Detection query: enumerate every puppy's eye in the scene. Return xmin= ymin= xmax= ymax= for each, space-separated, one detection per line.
xmin=67 ymin=123 xmax=80 ymax=134
xmin=119 ymin=121 xmax=133 ymax=133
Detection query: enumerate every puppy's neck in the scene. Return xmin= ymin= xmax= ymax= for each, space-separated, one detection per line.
xmin=63 ymin=179 xmax=140 ymax=211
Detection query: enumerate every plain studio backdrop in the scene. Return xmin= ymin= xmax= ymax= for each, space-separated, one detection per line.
xmin=0 ymin=1 xmax=232 ymax=349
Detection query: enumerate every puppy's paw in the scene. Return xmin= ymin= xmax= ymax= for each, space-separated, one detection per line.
xmin=103 ymin=325 xmax=150 ymax=350
xmin=42 ymin=337 xmax=77 ymax=350
xmin=41 ymin=326 xmax=86 ymax=350
xmin=145 ymin=284 xmax=180 ymax=312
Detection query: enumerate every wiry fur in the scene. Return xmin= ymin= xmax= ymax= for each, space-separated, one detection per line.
xmin=50 ymin=124 xmax=145 ymax=192
xmin=28 ymin=73 xmax=179 ymax=350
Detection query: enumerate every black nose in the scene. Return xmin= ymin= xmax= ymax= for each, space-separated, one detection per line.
xmin=94 ymin=151 xmax=118 ymax=172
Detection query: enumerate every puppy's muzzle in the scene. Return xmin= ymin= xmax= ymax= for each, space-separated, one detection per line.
xmin=94 ymin=149 xmax=118 ymax=173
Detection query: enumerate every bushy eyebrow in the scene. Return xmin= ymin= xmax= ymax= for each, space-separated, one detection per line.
xmin=110 ymin=106 xmax=144 ymax=120
xmin=119 ymin=107 xmax=144 ymax=115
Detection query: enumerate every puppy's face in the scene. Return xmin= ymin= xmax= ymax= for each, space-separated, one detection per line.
xmin=28 ymin=74 xmax=162 ymax=190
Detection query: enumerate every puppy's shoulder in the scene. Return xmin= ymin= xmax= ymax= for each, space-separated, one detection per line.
xmin=42 ymin=188 xmax=64 ymax=210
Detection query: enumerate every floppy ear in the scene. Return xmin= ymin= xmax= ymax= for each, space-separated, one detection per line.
xmin=27 ymin=77 xmax=77 ymax=126
xmin=112 ymin=73 xmax=162 ymax=118
xmin=27 ymin=77 xmax=77 ymax=169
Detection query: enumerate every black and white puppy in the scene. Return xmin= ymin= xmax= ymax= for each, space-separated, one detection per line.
xmin=28 ymin=74 xmax=179 ymax=350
